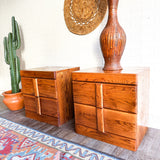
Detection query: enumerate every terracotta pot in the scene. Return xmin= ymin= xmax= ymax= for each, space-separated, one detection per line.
xmin=100 ymin=0 xmax=126 ymax=71
xmin=2 ymin=90 xmax=24 ymax=111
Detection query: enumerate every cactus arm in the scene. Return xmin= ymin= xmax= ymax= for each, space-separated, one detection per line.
xmin=3 ymin=37 xmax=10 ymax=65
xmin=11 ymin=16 xmax=17 ymax=53
xmin=15 ymin=20 xmax=21 ymax=49
xmin=12 ymin=16 xmax=21 ymax=50
xmin=12 ymin=16 xmax=16 ymax=42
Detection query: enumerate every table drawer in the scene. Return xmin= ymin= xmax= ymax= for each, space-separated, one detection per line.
xmin=21 ymin=77 xmax=57 ymax=99
xmin=74 ymin=103 xmax=97 ymax=129
xmin=21 ymin=77 xmax=35 ymax=95
xmin=73 ymin=81 xmax=96 ymax=106
xmin=24 ymin=95 xmax=37 ymax=112
xmin=24 ymin=95 xmax=59 ymax=118
xmin=25 ymin=110 xmax=59 ymax=126
xmin=103 ymin=84 xmax=137 ymax=113
xmin=40 ymin=97 xmax=59 ymax=117
xmin=37 ymin=79 xmax=57 ymax=98
xmin=103 ymin=109 xmax=137 ymax=139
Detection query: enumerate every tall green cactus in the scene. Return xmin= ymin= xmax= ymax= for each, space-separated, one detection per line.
xmin=3 ymin=16 xmax=21 ymax=93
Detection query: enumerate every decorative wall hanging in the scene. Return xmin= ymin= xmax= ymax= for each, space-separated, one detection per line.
xmin=64 ymin=0 xmax=108 ymax=35
xmin=100 ymin=0 xmax=126 ymax=71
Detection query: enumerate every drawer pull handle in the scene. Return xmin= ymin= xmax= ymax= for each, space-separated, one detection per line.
xmin=97 ymin=108 xmax=105 ymax=133
xmin=33 ymin=79 xmax=41 ymax=115
xmin=33 ymin=79 xmax=39 ymax=97
xmin=36 ymin=97 xmax=41 ymax=115
xmin=96 ymin=84 xmax=104 ymax=133
xmin=96 ymin=84 xmax=103 ymax=109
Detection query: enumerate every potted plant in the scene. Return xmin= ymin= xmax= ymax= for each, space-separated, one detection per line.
xmin=2 ymin=16 xmax=24 ymax=111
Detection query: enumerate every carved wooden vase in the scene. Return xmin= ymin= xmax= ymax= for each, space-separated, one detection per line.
xmin=100 ymin=0 xmax=126 ymax=71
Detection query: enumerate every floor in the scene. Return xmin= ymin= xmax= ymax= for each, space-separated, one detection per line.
xmin=0 ymin=96 xmax=159 ymax=160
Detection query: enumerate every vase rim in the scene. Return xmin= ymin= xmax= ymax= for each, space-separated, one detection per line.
xmin=2 ymin=90 xmax=22 ymax=96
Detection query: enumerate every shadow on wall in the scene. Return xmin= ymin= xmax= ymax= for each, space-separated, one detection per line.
xmin=17 ymin=25 xmax=25 ymax=70
xmin=0 ymin=96 xmax=8 ymax=111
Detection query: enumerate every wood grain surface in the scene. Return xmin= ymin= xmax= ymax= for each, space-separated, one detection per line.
xmin=21 ymin=77 xmax=35 ymax=95
xmin=37 ymin=79 xmax=57 ymax=98
xmin=103 ymin=109 xmax=137 ymax=139
xmin=75 ymin=124 xmax=137 ymax=151
xmin=25 ymin=110 xmax=59 ymax=126
xmin=97 ymin=108 xmax=104 ymax=133
xmin=100 ymin=0 xmax=126 ymax=71
xmin=103 ymin=84 xmax=137 ymax=113
xmin=24 ymin=95 xmax=59 ymax=118
xmin=20 ymin=66 xmax=80 ymax=79
xmin=23 ymin=95 xmax=37 ymax=112
xmin=72 ymin=67 xmax=138 ymax=85
xmin=96 ymin=83 xmax=103 ymax=108
xmin=73 ymin=81 xmax=96 ymax=106
xmin=74 ymin=103 xmax=97 ymax=129
xmin=72 ymin=67 xmax=150 ymax=151
xmin=56 ymin=69 xmax=76 ymax=125
xmin=21 ymin=66 xmax=79 ymax=126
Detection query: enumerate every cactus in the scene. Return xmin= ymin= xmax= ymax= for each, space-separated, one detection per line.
xmin=3 ymin=16 xmax=21 ymax=93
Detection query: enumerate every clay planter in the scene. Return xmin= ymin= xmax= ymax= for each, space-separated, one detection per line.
xmin=2 ymin=90 xmax=24 ymax=111
xmin=100 ymin=0 xmax=126 ymax=71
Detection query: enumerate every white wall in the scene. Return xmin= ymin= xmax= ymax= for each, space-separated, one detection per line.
xmin=0 ymin=0 xmax=160 ymax=128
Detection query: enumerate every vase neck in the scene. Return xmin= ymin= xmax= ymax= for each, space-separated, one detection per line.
xmin=108 ymin=0 xmax=119 ymax=9
xmin=107 ymin=0 xmax=119 ymax=24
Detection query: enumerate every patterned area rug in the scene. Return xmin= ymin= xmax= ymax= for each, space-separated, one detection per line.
xmin=0 ymin=117 xmax=119 ymax=160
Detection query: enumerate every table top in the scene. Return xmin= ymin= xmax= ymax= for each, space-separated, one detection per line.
xmin=21 ymin=66 xmax=79 ymax=72
xmin=20 ymin=66 xmax=80 ymax=79
xmin=73 ymin=67 xmax=150 ymax=74
xmin=72 ymin=67 xmax=150 ymax=85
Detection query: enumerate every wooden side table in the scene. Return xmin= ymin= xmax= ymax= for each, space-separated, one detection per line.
xmin=72 ymin=67 xmax=150 ymax=151
xmin=20 ymin=66 xmax=79 ymax=126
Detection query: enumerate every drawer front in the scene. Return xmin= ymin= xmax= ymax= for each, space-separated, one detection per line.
xmin=103 ymin=109 xmax=137 ymax=139
xmin=37 ymin=79 xmax=57 ymax=99
xmin=25 ymin=110 xmax=59 ymax=126
xmin=73 ymin=81 xmax=96 ymax=106
xmin=40 ymin=97 xmax=58 ymax=117
xmin=75 ymin=124 xmax=137 ymax=151
xmin=21 ymin=77 xmax=57 ymax=99
xmin=103 ymin=84 xmax=137 ymax=113
xmin=24 ymin=95 xmax=58 ymax=118
xmin=74 ymin=103 xmax=136 ymax=139
xmin=24 ymin=95 xmax=37 ymax=112
xmin=21 ymin=77 xmax=35 ymax=95
xmin=74 ymin=103 xmax=97 ymax=129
